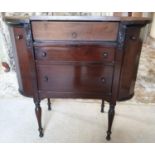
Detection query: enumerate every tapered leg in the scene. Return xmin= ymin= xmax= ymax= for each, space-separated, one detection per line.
xmin=34 ymin=100 xmax=43 ymax=137
xmin=47 ymin=98 xmax=51 ymax=111
xmin=106 ymin=104 xmax=115 ymax=140
xmin=101 ymin=99 xmax=105 ymax=113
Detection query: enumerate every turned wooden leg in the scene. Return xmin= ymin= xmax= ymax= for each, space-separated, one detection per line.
xmin=47 ymin=98 xmax=51 ymax=111
xmin=106 ymin=104 xmax=115 ymax=140
xmin=101 ymin=99 xmax=105 ymax=113
xmin=34 ymin=100 xmax=43 ymax=137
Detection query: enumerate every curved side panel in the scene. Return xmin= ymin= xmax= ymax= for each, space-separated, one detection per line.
xmin=117 ymin=27 xmax=143 ymax=101
xmin=9 ymin=26 xmax=33 ymax=97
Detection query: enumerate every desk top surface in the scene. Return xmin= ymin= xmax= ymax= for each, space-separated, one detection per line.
xmin=4 ymin=16 xmax=151 ymax=25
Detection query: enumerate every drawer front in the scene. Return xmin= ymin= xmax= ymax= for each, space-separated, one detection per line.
xmin=32 ymin=22 xmax=119 ymax=41
xmin=34 ymin=45 xmax=115 ymax=62
xmin=36 ymin=63 xmax=113 ymax=94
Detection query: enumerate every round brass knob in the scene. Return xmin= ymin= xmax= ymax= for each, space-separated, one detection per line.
xmin=44 ymin=76 xmax=48 ymax=82
xmin=72 ymin=32 xmax=77 ymax=39
xmin=130 ymin=36 xmax=137 ymax=40
xmin=16 ymin=34 xmax=23 ymax=40
xmin=101 ymin=77 xmax=105 ymax=83
xmin=42 ymin=51 xmax=47 ymax=57
xmin=102 ymin=52 xmax=108 ymax=58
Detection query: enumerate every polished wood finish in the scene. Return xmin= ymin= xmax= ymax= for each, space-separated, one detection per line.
xmin=118 ymin=27 xmax=143 ymax=100
xmin=34 ymin=45 xmax=115 ymax=62
xmin=36 ymin=63 xmax=113 ymax=93
xmin=5 ymin=16 xmax=151 ymax=141
xmin=10 ymin=27 xmax=33 ymax=97
xmin=32 ymin=22 xmax=119 ymax=41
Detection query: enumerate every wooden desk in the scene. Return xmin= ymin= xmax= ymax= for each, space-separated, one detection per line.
xmin=5 ymin=16 xmax=151 ymax=140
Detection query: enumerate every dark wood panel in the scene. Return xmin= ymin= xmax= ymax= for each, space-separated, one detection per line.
xmin=34 ymin=45 xmax=115 ymax=62
xmin=36 ymin=63 xmax=113 ymax=93
xmin=118 ymin=27 xmax=142 ymax=101
xmin=13 ymin=27 xmax=33 ymax=97
xmin=32 ymin=22 xmax=119 ymax=41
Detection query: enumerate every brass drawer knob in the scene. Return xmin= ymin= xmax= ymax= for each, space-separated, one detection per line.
xmin=72 ymin=32 xmax=77 ymax=38
xmin=16 ymin=34 xmax=23 ymax=40
xmin=101 ymin=77 xmax=105 ymax=83
xmin=42 ymin=51 xmax=47 ymax=57
xmin=44 ymin=76 xmax=48 ymax=82
xmin=102 ymin=52 xmax=108 ymax=58
xmin=130 ymin=35 xmax=137 ymax=40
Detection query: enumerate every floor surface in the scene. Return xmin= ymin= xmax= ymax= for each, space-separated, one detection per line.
xmin=0 ymin=98 xmax=155 ymax=143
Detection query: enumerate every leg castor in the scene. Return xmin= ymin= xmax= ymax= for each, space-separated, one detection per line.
xmin=101 ymin=100 xmax=104 ymax=113
xmin=47 ymin=98 xmax=51 ymax=111
xmin=106 ymin=104 xmax=115 ymax=141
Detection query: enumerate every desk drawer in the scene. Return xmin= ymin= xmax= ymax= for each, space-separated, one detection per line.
xmin=34 ymin=45 xmax=115 ymax=62
xmin=36 ymin=63 xmax=113 ymax=93
xmin=32 ymin=22 xmax=119 ymax=41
